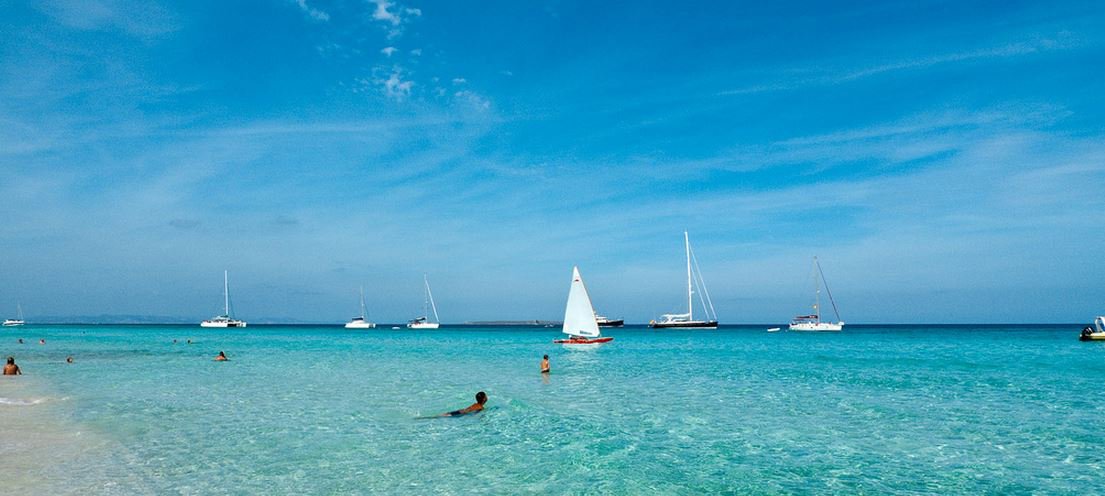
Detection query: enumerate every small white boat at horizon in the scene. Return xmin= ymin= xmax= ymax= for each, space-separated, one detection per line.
xmin=407 ymin=274 xmax=441 ymax=329
xmin=3 ymin=304 xmax=25 ymax=327
xmin=650 ymin=231 xmax=719 ymax=329
xmin=788 ymin=257 xmax=843 ymax=332
xmin=200 ymin=271 xmax=247 ymax=328
xmin=554 ymin=266 xmax=613 ymax=347
xmin=345 ymin=286 xmax=376 ymax=329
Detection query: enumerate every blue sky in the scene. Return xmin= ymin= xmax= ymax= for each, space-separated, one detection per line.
xmin=1 ymin=0 xmax=1103 ymax=323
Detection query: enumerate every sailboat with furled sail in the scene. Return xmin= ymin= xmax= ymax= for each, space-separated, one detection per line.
xmin=407 ymin=275 xmax=441 ymax=329
xmin=345 ymin=286 xmax=376 ymax=329
xmin=649 ymin=231 xmax=719 ymax=329
xmin=788 ymin=256 xmax=843 ymax=332
xmin=200 ymin=270 xmax=247 ymax=328
xmin=3 ymin=304 xmax=25 ymax=327
xmin=554 ymin=266 xmax=614 ymax=347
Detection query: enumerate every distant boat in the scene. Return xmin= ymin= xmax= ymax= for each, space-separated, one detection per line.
xmin=1080 ymin=316 xmax=1105 ymax=341
xmin=649 ymin=231 xmax=719 ymax=329
xmin=767 ymin=327 xmax=781 ymax=333
xmin=200 ymin=271 xmax=247 ymax=328
xmin=407 ymin=274 xmax=441 ymax=329
xmin=3 ymin=304 xmax=25 ymax=327
xmin=345 ymin=286 xmax=376 ymax=329
xmin=595 ymin=313 xmax=624 ymax=327
xmin=788 ymin=257 xmax=843 ymax=332
xmin=554 ymin=266 xmax=613 ymax=347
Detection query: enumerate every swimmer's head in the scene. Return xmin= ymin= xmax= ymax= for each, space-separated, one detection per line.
xmin=6 ymin=356 xmax=13 ymax=365
xmin=543 ymin=354 xmax=548 ymax=359
xmin=475 ymin=391 xmax=487 ymax=404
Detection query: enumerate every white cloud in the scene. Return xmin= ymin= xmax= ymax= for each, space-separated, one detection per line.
xmin=410 ymin=48 xmax=422 ymax=56
xmin=371 ymin=0 xmax=402 ymax=25
xmin=405 ymin=7 xmax=422 ymax=16
xmin=384 ymin=72 xmax=413 ymax=100
xmin=381 ymin=46 xmax=398 ymax=57
xmin=295 ymin=0 xmax=330 ymax=21
xmin=454 ymin=90 xmax=490 ymax=110
xmin=451 ymin=78 xmax=466 ymax=84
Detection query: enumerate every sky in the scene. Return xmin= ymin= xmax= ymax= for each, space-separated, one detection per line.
xmin=1 ymin=0 xmax=1103 ymax=324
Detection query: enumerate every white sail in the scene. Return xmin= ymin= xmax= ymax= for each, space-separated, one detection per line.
xmin=562 ymin=266 xmax=600 ymax=338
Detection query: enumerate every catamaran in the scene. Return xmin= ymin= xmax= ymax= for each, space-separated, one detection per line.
xmin=200 ymin=270 xmax=247 ymax=328
xmin=554 ymin=266 xmax=614 ymax=347
xmin=649 ymin=231 xmax=719 ymax=329
xmin=788 ymin=257 xmax=843 ymax=332
xmin=407 ymin=275 xmax=441 ymax=329
xmin=3 ymin=304 xmax=25 ymax=327
xmin=1080 ymin=316 xmax=1105 ymax=341
xmin=345 ymin=286 xmax=376 ymax=329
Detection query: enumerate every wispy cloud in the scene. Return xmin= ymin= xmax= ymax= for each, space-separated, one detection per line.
xmin=36 ymin=0 xmax=178 ymax=37
xmin=381 ymin=46 xmax=398 ymax=57
xmin=719 ymin=34 xmax=1080 ymax=96
xmin=383 ymin=71 xmax=413 ymax=100
xmin=294 ymin=0 xmax=330 ymax=21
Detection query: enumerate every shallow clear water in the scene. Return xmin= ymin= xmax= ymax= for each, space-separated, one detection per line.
xmin=2 ymin=324 xmax=1104 ymax=494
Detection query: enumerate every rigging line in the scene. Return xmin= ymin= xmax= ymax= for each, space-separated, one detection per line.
xmin=816 ymin=259 xmax=841 ymax=322
xmin=689 ymin=244 xmax=718 ymax=321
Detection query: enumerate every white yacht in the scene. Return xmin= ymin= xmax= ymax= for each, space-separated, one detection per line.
xmin=649 ymin=231 xmax=719 ymax=329
xmin=345 ymin=286 xmax=376 ymax=329
xmin=788 ymin=257 xmax=843 ymax=332
xmin=407 ymin=275 xmax=441 ymax=329
xmin=200 ymin=271 xmax=247 ymax=328
xmin=1080 ymin=316 xmax=1105 ymax=341
xmin=3 ymin=304 xmax=25 ymax=327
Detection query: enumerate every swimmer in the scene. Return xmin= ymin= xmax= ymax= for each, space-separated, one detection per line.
xmin=426 ymin=391 xmax=488 ymax=418
xmin=38 ymin=339 xmax=45 ymax=345
xmin=3 ymin=356 xmax=22 ymax=375
xmin=214 ymin=351 xmax=228 ymax=361
xmin=541 ymin=354 xmax=550 ymax=374
xmin=17 ymin=338 xmax=23 ymax=344
xmin=66 ymin=356 xmax=74 ymax=364
xmin=173 ymin=339 xmax=178 ymax=344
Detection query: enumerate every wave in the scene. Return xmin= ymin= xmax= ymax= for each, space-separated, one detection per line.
xmin=0 ymin=397 xmax=49 ymax=406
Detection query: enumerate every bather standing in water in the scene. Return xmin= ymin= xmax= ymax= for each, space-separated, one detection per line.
xmin=541 ymin=355 xmax=550 ymax=374
xmin=214 ymin=351 xmax=228 ymax=361
xmin=4 ymin=356 xmax=22 ymax=375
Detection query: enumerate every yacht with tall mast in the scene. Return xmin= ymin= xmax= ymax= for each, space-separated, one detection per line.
xmin=3 ymin=304 xmax=25 ymax=327
xmin=407 ymin=275 xmax=441 ymax=329
xmin=649 ymin=231 xmax=719 ymax=329
xmin=200 ymin=270 xmax=247 ymax=328
xmin=345 ymin=286 xmax=376 ymax=329
xmin=554 ymin=266 xmax=614 ymax=347
xmin=788 ymin=257 xmax=843 ymax=332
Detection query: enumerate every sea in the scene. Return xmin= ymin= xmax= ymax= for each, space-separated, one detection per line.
xmin=2 ymin=324 xmax=1103 ymax=494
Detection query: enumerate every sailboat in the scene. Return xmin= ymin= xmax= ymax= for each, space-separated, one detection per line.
xmin=3 ymin=304 xmax=25 ymax=327
xmin=788 ymin=257 xmax=843 ymax=332
xmin=345 ymin=286 xmax=376 ymax=329
xmin=554 ymin=266 xmax=614 ymax=346
xmin=200 ymin=270 xmax=247 ymax=328
xmin=407 ymin=275 xmax=441 ymax=329
xmin=649 ymin=231 xmax=719 ymax=329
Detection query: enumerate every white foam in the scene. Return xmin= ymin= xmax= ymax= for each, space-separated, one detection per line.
xmin=0 ymin=397 xmax=48 ymax=406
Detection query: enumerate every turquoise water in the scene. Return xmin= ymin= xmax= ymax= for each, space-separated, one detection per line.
xmin=2 ymin=325 xmax=1104 ymax=494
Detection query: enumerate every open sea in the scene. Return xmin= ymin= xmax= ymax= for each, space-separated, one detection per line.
xmin=2 ymin=324 xmax=1104 ymax=494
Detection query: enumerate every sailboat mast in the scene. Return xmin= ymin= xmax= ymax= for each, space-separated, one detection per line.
xmin=359 ymin=286 xmax=366 ymax=319
xmin=813 ymin=258 xmax=821 ymax=324
xmin=223 ymin=270 xmax=230 ymax=316
xmin=425 ymin=275 xmax=440 ymax=323
xmin=685 ymin=231 xmax=693 ymax=320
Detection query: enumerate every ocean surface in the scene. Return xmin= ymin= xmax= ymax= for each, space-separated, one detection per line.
xmin=2 ymin=324 xmax=1103 ymax=494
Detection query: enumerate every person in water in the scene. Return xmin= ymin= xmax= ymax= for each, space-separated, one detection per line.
xmin=38 ymin=339 xmax=45 ymax=345
xmin=214 ymin=351 xmax=228 ymax=361
xmin=441 ymin=391 xmax=487 ymax=417
xmin=4 ymin=356 xmax=22 ymax=375
xmin=541 ymin=355 xmax=550 ymax=374
xmin=66 ymin=356 xmax=74 ymax=364
xmin=17 ymin=338 xmax=23 ymax=344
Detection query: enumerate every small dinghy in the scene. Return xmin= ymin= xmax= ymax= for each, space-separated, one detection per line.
xmin=553 ymin=266 xmax=613 ymax=348
xmin=1080 ymin=317 xmax=1105 ymax=341
xmin=767 ymin=327 xmax=781 ymax=333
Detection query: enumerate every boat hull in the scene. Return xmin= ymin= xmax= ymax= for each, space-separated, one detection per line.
xmin=789 ymin=322 xmax=843 ymax=332
xmin=407 ymin=322 xmax=440 ymax=329
xmin=345 ymin=322 xmax=377 ymax=329
xmin=649 ymin=320 xmax=718 ymax=329
xmin=1080 ymin=332 xmax=1105 ymax=341
xmin=596 ymin=319 xmax=624 ymax=327
xmin=554 ymin=336 xmax=613 ymax=347
xmin=2 ymin=321 xmax=24 ymax=327
xmin=200 ymin=321 xmax=247 ymax=328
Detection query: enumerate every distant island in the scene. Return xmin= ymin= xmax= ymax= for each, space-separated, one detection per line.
xmin=465 ymin=320 xmax=562 ymax=326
